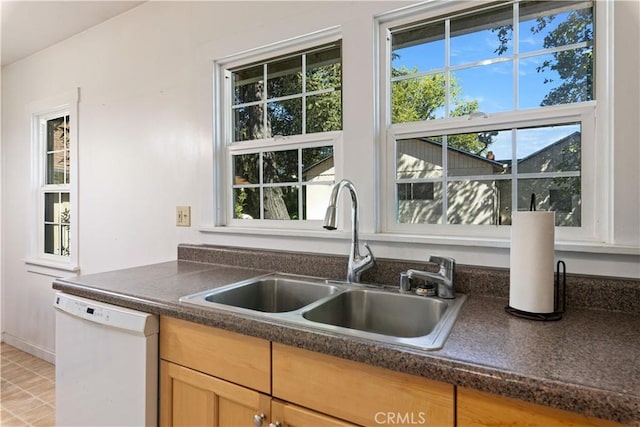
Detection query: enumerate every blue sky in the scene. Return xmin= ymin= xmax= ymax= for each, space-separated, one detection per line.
xmin=391 ymin=9 xmax=589 ymax=160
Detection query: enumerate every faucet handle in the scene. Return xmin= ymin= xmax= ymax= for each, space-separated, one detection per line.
xmin=363 ymin=242 xmax=375 ymax=262
xmin=399 ymin=272 xmax=411 ymax=292
xmin=428 ymin=256 xmax=455 ymax=277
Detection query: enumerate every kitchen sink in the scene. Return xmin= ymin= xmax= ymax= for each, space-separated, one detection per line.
xmin=180 ymin=273 xmax=466 ymax=351
xmin=180 ymin=273 xmax=340 ymax=313
xmin=302 ymin=289 xmax=447 ymax=338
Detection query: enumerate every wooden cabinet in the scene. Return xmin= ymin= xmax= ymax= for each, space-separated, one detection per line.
xmin=160 ymin=360 xmax=270 ymax=426
xmin=457 ymin=388 xmax=624 ymax=427
xmin=272 ymin=343 xmax=454 ymax=427
xmin=159 ymin=361 xmax=354 ymax=427
xmin=159 ymin=316 xmax=356 ymax=427
xmin=160 ymin=316 xmax=620 ymax=427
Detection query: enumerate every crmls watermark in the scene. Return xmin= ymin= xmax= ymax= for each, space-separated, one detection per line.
xmin=374 ymin=412 xmax=427 ymax=425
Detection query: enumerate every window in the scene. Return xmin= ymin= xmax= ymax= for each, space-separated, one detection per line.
xmin=43 ymin=114 xmax=71 ymax=255
xmin=215 ymin=31 xmax=342 ymax=226
xmin=231 ymin=42 xmax=342 ymax=141
xmin=28 ymin=90 xmax=79 ymax=271
xmin=380 ymin=0 xmax=599 ymax=238
xmin=232 ymin=145 xmax=335 ymax=220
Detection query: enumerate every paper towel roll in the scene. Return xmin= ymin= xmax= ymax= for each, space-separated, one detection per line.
xmin=509 ymin=211 xmax=555 ymax=314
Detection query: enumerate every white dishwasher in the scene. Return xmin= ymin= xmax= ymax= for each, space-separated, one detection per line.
xmin=54 ymin=292 xmax=159 ymax=427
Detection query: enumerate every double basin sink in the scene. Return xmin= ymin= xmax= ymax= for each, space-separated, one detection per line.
xmin=180 ymin=273 xmax=466 ymax=351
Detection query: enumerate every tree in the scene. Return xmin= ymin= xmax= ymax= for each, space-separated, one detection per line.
xmin=235 ymin=80 xmax=293 ymax=220
xmin=533 ymin=8 xmax=593 ymax=106
xmin=233 ymin=55 xmax=342 ymax=220
xmin=492 ymin=5 xmax=594 ymax=107
xmin=392 ymin=66 xmax=494 ymax=156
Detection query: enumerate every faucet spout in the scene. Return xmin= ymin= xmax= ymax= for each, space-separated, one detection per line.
xmin=323 ymin=179 xmax=375 ymax=283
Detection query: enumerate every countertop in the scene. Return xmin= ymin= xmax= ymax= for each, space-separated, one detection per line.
xmin=52 ymin=259 xmax=640 ymax=425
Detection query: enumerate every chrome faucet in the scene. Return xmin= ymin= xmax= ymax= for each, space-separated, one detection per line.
xmin=400 ymin=256 xmax=456 ymax=298
xmin=323 ymin=179 xmax=375 ymax=283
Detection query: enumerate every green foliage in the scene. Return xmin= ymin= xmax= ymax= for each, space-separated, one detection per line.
xmin=492 ymin=5 xmax=594 ymax=107
xmin=391 ymin=67 xmax=447 ymax=123
xmin=391 ymin=66 xmax=493 ymax=155
xmin=534 ymin=8 xmax=593 ymax=106
xmin=234 ymin=189 xmax=248 ymax=218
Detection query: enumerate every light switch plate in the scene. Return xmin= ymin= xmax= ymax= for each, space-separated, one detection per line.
xmin=176 ymin=206 xmax=191 ymax=227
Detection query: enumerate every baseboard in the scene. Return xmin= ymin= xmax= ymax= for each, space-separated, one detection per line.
xmin=1 ymin=332 xmax=55 ymax=364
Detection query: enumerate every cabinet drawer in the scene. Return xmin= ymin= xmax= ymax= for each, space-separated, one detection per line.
xmin=457 ymin=388 xmax=624 ymax=427
xmin=159 ymin=316 xmax=271 ymax=393
xmin=272 ymin=343 xmax=454 ymax=427
xmin=271 ymin=400 xmax=359 ymax=427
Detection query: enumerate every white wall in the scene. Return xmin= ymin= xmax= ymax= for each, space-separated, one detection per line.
xmin=1 ymin=1 xmax=638 ymax=359
xmin=0 ymin=49 xmax=3 ymax=342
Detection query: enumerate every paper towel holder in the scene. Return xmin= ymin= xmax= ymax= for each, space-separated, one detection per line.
xmin=505 ymin=260 xmax=566 ymax=321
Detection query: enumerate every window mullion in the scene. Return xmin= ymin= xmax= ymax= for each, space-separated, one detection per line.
xmin=263 ymin=64 xmax=268 ymax=138
xmin=298 ymin=148 xmax=303 ymax=220
xmin=64 ymin=115 xmax=70 ymax=185
xmin=444 ymin=18 xmax=451 ymax=119
xmin=513 ymin=2 xmax=519 ymax=111
xmin=442 ymin=135 xmax=449 ymax=225
xmin=259 ymin=151 xmax=265 ymax=219
xmin=302 ymin=54 xmax=307 ymax=135
xmin=511 ymin=128 xmax=518 ymax=215
xmin=442 ymin=18 xmax=451 ymax=225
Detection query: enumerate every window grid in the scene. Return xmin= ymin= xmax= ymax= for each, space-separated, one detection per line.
xmin=231 ymin=145 xmax=335 ymax=221
xmin=229 ymin=43 xmax=341 ymax=143
xmin=220 ymin=35 xmax=342 ymax=226
xmin=386 ymin=0 xmax=593 ymax=230
xmin=43 ymin=191 xmax=71 ymax=256
xmin=41 ymin=114 xmax=72 ymax=258
xmin=389 ymin=6 xmax=594 ymax=119
xmin=394 ymin=120 xmax=584 ymax=227
xmin=44 ymin=115 xmax=71 ymax=186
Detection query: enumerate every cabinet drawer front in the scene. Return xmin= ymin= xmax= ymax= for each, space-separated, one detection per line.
xmin=271 ymin=400 xmax=359 ymax=427
xmin=160 ymin=316 xmax=271 ymax=393
xmin=272 ymin=343 xmax=454 ymax=427
xmin=457 ymin=388 xmax=624 ymax=427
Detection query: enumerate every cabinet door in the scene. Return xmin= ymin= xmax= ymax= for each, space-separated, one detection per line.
xmin=457 ymin=388 xmax=624 ymax=427
xmin=271 ymin=400 xmax=359 ymax=427
xmin=160 ymin=360 xmax=270 ymax=427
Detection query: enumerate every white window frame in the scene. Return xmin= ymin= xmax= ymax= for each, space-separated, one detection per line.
xmin=213 ymin=27 xmax=343 ymax=230
xmin=376 ymin=0 xmax=611 ymax=244
xmin=26 ymin=89 xmax=79 ymax=273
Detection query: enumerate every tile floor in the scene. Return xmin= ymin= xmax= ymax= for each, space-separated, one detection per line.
xmin=0 ymin=343 xmax=55 ymax=426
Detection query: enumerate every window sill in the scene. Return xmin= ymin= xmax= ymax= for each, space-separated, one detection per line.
xmin=199 ymin=225 xmax=640 ymax=256
xmin=24 ymin=258 xmax=80 ymax=278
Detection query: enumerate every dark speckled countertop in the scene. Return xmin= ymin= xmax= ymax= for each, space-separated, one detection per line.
xmin=52 ymin=245 xmax=640 ymax=425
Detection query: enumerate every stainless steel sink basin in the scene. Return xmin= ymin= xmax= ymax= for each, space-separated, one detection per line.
xmin=180 ymin=273 xmax=466 ymax=351
xmin=302 ymin=289 xmax=447 ymax=338
xmin=180 ymin=273 xmax=340 ymax=313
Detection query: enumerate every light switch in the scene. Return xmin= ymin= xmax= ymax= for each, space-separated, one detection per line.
xmin=176 ymin=206 xmax=191 ymax=227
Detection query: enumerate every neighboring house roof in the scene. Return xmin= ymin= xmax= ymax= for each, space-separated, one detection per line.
xmin=517 ymin=131 xmax=581 ymax=163
xmin=303 ymin=155 xmax=334 ymax=181
xmin=415 ymin=137 xmax=507 ymax=169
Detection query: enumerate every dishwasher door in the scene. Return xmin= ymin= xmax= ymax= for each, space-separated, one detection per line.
xmin=54 ymin=292 xmax=159 ymax=427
